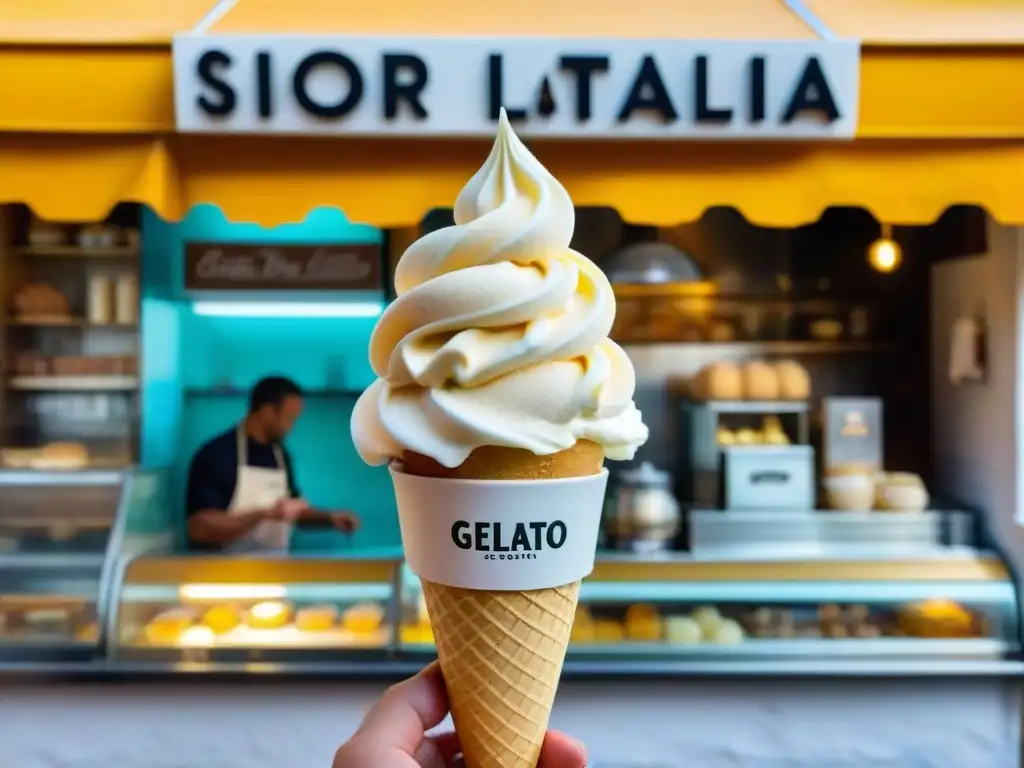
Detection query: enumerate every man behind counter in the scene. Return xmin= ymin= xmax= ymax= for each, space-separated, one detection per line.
xmin=186 ymin=376 xmax=359 ymax=552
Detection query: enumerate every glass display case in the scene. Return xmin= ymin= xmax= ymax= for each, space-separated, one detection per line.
xmin=108 ymin=554 xmax=402 ymax=663
xmin=0 ymin=469 xmax=130 ymax=661
xmin=396 ymin=554 xmax=1021 ymax=666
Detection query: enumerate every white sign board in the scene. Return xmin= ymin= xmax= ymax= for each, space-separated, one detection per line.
xmin=173 ymin=35 xmax=860 ymax=140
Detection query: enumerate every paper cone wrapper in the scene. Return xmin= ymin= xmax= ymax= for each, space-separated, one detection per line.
xmin=392 ymin=441 xmax=606 ymax=768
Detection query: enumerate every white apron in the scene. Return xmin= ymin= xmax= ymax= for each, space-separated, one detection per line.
xmin=226 ymin=426 xmax=291 ymax=553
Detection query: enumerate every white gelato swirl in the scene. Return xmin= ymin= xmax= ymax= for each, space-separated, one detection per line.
xmin=351 ymin=109 xmax=648 ymax=468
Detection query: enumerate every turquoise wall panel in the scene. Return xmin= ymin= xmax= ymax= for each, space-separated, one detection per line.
xmin=141 ymin=206 xmax=399 ymax=551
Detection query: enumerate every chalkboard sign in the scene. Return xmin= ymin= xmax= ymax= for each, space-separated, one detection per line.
xmin=184 ymin=243 xmax=383 ymax=291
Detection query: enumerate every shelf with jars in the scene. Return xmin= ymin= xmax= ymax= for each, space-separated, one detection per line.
xmin=0 ymin=206 xmax=141 ymax=471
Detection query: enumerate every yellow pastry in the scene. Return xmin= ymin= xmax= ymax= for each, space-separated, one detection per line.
xmin=144 ymin=609 xmax=195 ymax=645
xmin=342 ymin=602 xmax=385 ymax=634
xmin=296 ymin=604 xmax=339 ymax=632
xmin=570 ymin=618 xmax=596 ymax=644
xmin=416 ymin=623 xmax=435 ymax=644
xmin=179 ymin=626 xmax=216 ymax=647
xmin=202 ymin=604 xmax=241 ymax=635
xmin=625 ymin=603 xmax=658 ymax=624
xmin=401 ymin=622 xmax=434 ymax=644
xmin=246 ymin=600 xmax=293 ymax=630
xmin=626 ymin=617 xmax=663 ymax=642
xmin=75 ymin=622 xmax=99 ymax=643
xmin=593 ymin=619 xmax=625 ymax=644
xmin=898 ymin=599 xmax=977 ymax=638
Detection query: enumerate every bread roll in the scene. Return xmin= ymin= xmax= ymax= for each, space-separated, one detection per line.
xmin=33 ymin=442 xmax=89 ymax=470
xmin=12 ymin=283 xmax=70 ymax=318
xmin=742 ymin=361 xmax=779 ymax=400
xmin=691 ymin=363 xmax=743 ymax=401
xmin=775 ymin=360 xmax=811 ymax=400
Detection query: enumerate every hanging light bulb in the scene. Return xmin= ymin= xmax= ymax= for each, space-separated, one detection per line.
xmin=867 ymin=223 xmax=902 ymax=273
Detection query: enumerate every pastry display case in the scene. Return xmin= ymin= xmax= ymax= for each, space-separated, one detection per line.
xmin=397 ymin=554 xmax=1020 ymax=666
xmin=108 ymin=554 xmax=402 ymax=663
xmin=0 ymin=469 xmax=131 ymax=661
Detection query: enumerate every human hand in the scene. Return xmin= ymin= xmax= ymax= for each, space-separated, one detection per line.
xmin=331 ymin=511 xmax=360 ymax=534
xmin=333 ymin=662 xmax=587 ymax=768
xmin=271 ymin=498 xmax=309 ymax=521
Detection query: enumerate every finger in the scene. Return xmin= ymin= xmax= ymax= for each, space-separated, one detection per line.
xmin=412 ymin=731 xmax=461 ymax=768
xmin=355 ymin=662 xmax=449 ymax=756
xmin=539 ymin=731 xmax=587 ymax=768
xmin=428 ymin=732 xmax=462 ymax=764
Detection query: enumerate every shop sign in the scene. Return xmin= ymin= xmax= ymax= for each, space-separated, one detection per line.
xmin=173 ymin=36 xmax=860 ymax=140
xmin=184 ymin=243 xmax=383 ymax=291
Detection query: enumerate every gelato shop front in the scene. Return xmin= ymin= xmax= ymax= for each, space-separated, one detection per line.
xmin=2 ymin=1 xmax=1024 ymax=767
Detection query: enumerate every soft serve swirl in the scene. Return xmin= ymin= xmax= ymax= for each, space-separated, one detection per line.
xmin=351 ymin=110 xmax=648 ymax=468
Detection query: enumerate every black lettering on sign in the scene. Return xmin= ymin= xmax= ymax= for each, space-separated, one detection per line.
xmin=617 ymin=55 xmax=677 ymax=123
xmin=256 ymin=51 xmax=272 ymax=119
xmin=782 ymin=56 xmax=841 ymax=123
xmin=694 ymin=55 xmax=732 ymax=123
xmin=293 ymin=51 xmax=364 ymax=118
xmin=487 ymin=54 xmax=528 ymax=121
xmin=196 ymin=49 xmax=236 ymax=116
xmin=749 ymin=56 xmax=766 ymax=123
xmin=536 ymin=76 xmax=556 ymax=118
xmin=559 ymin=55 xmax=610 ymax=121
xmin=383 ymin=53 xmax=429 ymax=119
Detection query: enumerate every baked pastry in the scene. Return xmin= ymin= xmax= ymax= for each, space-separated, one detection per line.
xmin=179 ymin=626 xmax=216 ymax=647
xmin=625 ymin=604 xmax=662 ymax=642
xmin=341 ymin=602 xmax=385 ymax=634
xmin=742 ymin=361 xmax=780 ymax=400
xmin=296 ymin=605 xmax=339 ymax=632
xmin=664 ymin=616 xmax=702 ymax=644
xmin=144 ymin=609 xmax=196 ymax=645
xmin=774 ymin=360 xmax=811 ymax=400
xmin=691 ymin=363 xmax=743 ymax=401
xmin=11 ymin=283 xmax=70 ymax=318
xmin=876 ymin=472 xmax=929 ymax=512
xmin=246 ymin=601 xmax=293 ymax=630
xmin=32 ymin=442 xmax=89 ymax=470
xmin=691 ymin=606 xmax=723 ymax=638
xmin=202 ymin=604 xmax=242 ymax=635
xmin=593 ymin=619 xmax=625 ymax=644
xmin=708 ymin=619 xmax=745 ymax=645
xmin=761 ymin=416 xmax=790 ymax=445
xmin=898 ymin=599 xmax=978 ymax=638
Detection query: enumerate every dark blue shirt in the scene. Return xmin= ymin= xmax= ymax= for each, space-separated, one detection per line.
xmin=186 ymin=428 xmax=300 ymax=519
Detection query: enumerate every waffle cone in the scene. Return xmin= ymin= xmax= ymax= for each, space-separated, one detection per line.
xmin=403 ymin=441 xmax=602 ymax=768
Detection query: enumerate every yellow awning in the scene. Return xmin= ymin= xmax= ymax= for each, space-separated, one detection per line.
xmin=2 ymin=0 xmax=1024 ymax=226
xmin=805 ymin=0 xmax=1024 ymax=45
xmin=4 ymin=133 xmax=1023 ymax=227
xmin=0 ymin=0 xmax=217 ymax=133
xmin=210 ymin=0 xmax=816 ymax=38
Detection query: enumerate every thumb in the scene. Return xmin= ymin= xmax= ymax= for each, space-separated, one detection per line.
xmin=354 ymin=662 xmax=450 ymax=756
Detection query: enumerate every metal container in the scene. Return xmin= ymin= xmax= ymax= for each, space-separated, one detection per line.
xmin=603 ymin=462 xmax=681 ymax=553
xmin=689 ymin=509 xmax=945 ymax=558
xmin=723 ymin=445 xmax=815 ymax=509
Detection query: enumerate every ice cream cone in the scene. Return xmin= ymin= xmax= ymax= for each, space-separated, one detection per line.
xmin=404 ymin=441 xmax=602 ymax=768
